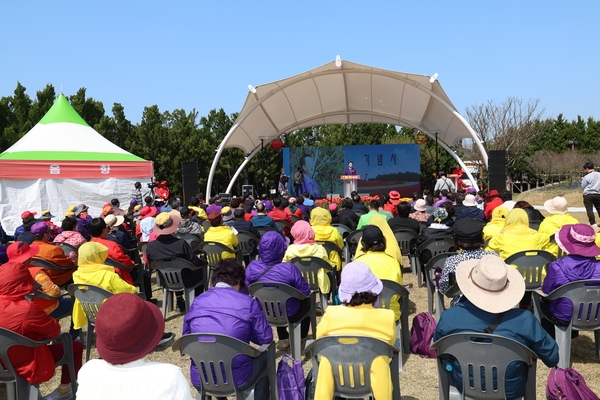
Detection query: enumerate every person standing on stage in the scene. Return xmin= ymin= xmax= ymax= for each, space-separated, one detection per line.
xmin=344 ymin=161 xmax=357 ymax=175
xmin=582 ymin=162 xmax=600 ymax=227
xmin=293 ymin=167 xmax=303 ymax=197
xmin=300 ymin=154 xmax=320 ymax=198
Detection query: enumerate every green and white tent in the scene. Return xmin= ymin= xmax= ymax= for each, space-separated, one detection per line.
xmin=0 ymin=94 xmax=153 ymax=233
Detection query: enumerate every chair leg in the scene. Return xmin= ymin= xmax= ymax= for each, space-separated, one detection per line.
xmin=161 ymin=287 xmax=168 ymax=318
xmin=309 ymin=293 xmax=318 ymax=339
xmin=85 ymin=323 xmax=94 ymax=362
xmin=427 ymin=284 xmax=434 ymax=315
xmin=555 ymin=324 xmax=572 ymax=368
xmin=435 ymin=291 xmax=445 ymax=321
xmin=390 ymin=351 xmax=401 ymax=400
xmin=290 ymin=321 xmax=302 ymax=360
xmin=595 ymin=330 xmax=600 ymax=361
xmin=401 ymin=314 xmax=410 ymax=356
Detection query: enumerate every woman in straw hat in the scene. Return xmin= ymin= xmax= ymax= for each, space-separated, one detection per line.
xmin=76 ymin=293 xmax=193 ymax=400
xmin=315 ymin=261 xmax=396 ymax=400
xmin=435 ymin=255 xmax=558 ymax=400
xmin=541 ymin=224 xmax=600 ymax=326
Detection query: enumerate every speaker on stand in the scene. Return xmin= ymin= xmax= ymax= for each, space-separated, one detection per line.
xmin=181 ymin=161 xmax=198 ymax=206
xmin=488 ymin=150 xmax=507 ymax=192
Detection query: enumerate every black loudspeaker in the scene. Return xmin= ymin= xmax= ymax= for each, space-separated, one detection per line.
xmin=181 ymin=162 xmax=198 ymax=206
xmin=488 ymin=150 xmax=507 ymax=192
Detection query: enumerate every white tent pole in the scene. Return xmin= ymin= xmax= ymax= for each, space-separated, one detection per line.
xmin=225 ymin=147 xmax=261 ymax=194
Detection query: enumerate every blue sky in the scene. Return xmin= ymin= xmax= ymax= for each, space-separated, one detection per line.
xmin=2 ymin=1 xmax=598 ymax=124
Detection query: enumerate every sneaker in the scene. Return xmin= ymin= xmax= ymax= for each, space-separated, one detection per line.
xmin=176 ymin=298 xmax=186 ymax=313
xmin=277 ymin=339 xmax=290 ymax=351
xmin=45 ymin=386 xmax=73 ymax=400
xmin=158 ymin=332 xmax=174 ymax=346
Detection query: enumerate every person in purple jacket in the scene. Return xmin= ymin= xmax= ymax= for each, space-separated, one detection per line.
xmin=246 ymin=231 xmax=312 ymax=351
xmin=541 ymin=223 xmax=600 ymax=335
xmin=183 ymin=259 xmax=273 ymax=399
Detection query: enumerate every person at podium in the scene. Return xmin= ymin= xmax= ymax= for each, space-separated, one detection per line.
xmin=344 ymin=161 xmax=357 ymax=175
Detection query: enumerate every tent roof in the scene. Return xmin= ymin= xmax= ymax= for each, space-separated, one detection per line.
xmin=0 ymin=94 xmax=145 ymax=161
xmin=225 ymin=59 xmax=481 ymax=156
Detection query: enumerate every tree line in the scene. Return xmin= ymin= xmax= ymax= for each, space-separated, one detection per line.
xmin=1 ymin=83 xmax=599 ymax=197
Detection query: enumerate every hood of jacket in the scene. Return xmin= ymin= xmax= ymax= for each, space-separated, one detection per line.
xmin=0 ymin=261 xmax=35 ymax=299
xmin=561 ymin=255 xmax=600 ymax=281
xmin=310 ymin=207 xmax=332 ymax=226
xmin=77 ymin=242 xmax=113 ymax=273
xmin=258 ymin=231 xmax=287 ymax=265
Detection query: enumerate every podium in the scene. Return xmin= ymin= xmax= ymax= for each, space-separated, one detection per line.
xmin=340 ymin=175 xmax=360 ymax=198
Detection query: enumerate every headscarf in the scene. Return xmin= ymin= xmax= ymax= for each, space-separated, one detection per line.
xmin=291 ymin=220 xmax=316 ymax=245
xmin=140 ymin=217 xmax=155 ymax=242
xmin=310 ymin=206 xmax=332 ymax=226
xmin=354 ymin=214 xmax=402 ymax=261
xmin=489 ymin=205 xmax=509 ymax=226
xmin=501 ymin=208 xmax=533 ymax=234
xmin=77 ymin=242 xmax=114 ymax=274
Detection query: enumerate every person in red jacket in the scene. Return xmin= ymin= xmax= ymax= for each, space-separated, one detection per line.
xmin=0 ymin=261 xmax=83 ymax=400
xmin=483 ymin=190 xmax=504 ymax=220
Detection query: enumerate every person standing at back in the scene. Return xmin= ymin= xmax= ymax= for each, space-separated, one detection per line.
xmin=582 ymin=162 xmax=600 ymax=227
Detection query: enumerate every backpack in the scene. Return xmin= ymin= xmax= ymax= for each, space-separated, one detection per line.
xmin=277 ymin=354 xmax=306 ymax=400
xmin=547 ymin=367 xmax=600 ymax=400
xmin=410 ymin=311 xmax=437 ymax=358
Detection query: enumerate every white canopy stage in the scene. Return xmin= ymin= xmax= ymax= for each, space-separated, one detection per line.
xmin=206 ymin=58 xmax=486 ymax=199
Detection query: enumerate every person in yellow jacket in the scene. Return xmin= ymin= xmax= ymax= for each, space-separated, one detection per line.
xmin=315 ymin=261 xmax=396 ymax=400
xmin=72 ymin=242 xmax=138 ymax=330
xmin=538 ymin=196 xmax=578 ymax=257
xmin=283 ymin=220 xmax=335 ymax=293
xmin=204 ymin=211 xmax=239 ymax=259
xmin=482 ymin=205 xmax=509 ymax=241
xmin=354 ymin=214 xmax=402 ymax=263
xmin=486 ymin=208 xmax=550 ymax=262
xmin=310 ymin=207 xmax=344 ymax=270
xmin=354 ymin=225 xmax=403 ymax=320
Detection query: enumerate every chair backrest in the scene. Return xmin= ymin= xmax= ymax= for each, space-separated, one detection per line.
xmin=67 ymin=283 xmax=113 ymax=324
xmin=331 ymin=223 xmax=353 ymax=239
xmin=152 ymin=257 xmax=199 ymax=292
xmin=505 ymin=250 xmax=556 ymax=290
xmin=417 ymin=237 xmax=456 ymax=258
xmin=317 ymin=241 xmax=343 ymax=261
xmin=393 ymin=229 xmax=419 ymax=256
xmin=274 ymin=220 xmax=292 ymax=231
xmin=0 ymin=328 xmax=76 ymax=398
xmin=291 ymin=215 xmax=301 ymax=223
xmin=201 ymin=220 xmax=212 ymax=232
xmin=174 ymin=233 xmax=202 ymax=253
xmin=423 ymin=252 xmax=459 ymax=293
xmin=254 ymin=225 xmax=277 ymax=237
xmin=235 ymin=230 xmax=260 ymax=256
xmin=30 ymin=257 xmax=76 ymax=271
xmin=431 ymin=333 xmax=538 ymax=400
xmin=304 ymin=335 xmax=397 ymax=398
xmin=354 ymin=210 xmax=366 ymax=216
xmin=199 ymin=241 xmax=234 ymax=267
xmin=54 ymin=242 xmax=78 ymax=256
xmin=248 ymin=282 xmax=307 ymax=326
xmin=172 ymin=333 xmax=263 ymax=397
xmin=289 ymin=256 xmax=333 ymax=292
xmin=378 ymin=279 xmax=410 ymax=312
xmin=344 ymin=230 xmax=364 ymax=259
xmin=544 ymin=279 xmax=600 ymax=330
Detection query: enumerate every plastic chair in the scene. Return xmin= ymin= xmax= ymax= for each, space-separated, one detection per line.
xmin=254 ymin=225 xmax=277 ymax=237
xmin=431 ymin=333 xmax=538 ymax=400
xmin=316 ymin=240 xmax=343 ymax=266
xmin=344 ymin=229 xmax=363 ymax=263
xmin=67 ymin=283 xmax=113 ymax=361
xmin=25 ymin=289 xmax=71 ymax=320
xmin=172 ymin=333 xmax=278 ymax=400
xmin=274 ymin=220 xmax=292 ymax=232
xmin=201 ymin=220 xmax=212 ymax=232
xmin=104 ymin=257 xmax=147 ymax=299
xmin=331 ymin=223 xmax=353 ymax=239
xmin=152 ymin=257 xmax=205 ymax=318
xmin=289 ymin=256 xmax=335 ymax=317
xmin=423 ymin=252 xmax=459 ymax=320
xmin=174 ymin=233 xmax=203 ymax=254
xmin=199 ymin=241 xmax=243 ymax=285
xmin=393 ymin=229 xmax=419 ymax=275
xmin=248 ymin=282 xmax=312 ymax=360
xmin=0 ymin=328 xmax=78 ymax=400
xmin=532 ymin=279 xmax=600 ymax=368
xmin=378 ymin=279 xmax=411 ymax=357
xmin=54 ymin=242 xmax=78 ymax=257
xmin=236 ymin=230 xmax=260 ymax=264
xmin=29 ymin=257 xmax=77 ymax=288
xmin=304 ymin=335 xmax=401 ymax=400
xmin=505 ymin=250 xmax=556 ymax=291
xmin=354 ymin=210 xmax=367 ymax=216
xmin=415 ymin=237 xmax=456 ymax=288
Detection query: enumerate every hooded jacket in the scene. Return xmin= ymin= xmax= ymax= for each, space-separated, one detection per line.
xmin=72 ymin=242 xmax=137 ymax=330
xmin=541 ymin=255 xmax=600 ymax=322
xmin=310 ymin=207 xmax=344 ymax=269
xmin=0 ymin=262 xmax=61 ymax=384
xmin=455 ymin=206 xmax=485 ymax=221
xmin=245 ymin=232 xmax=310 ymax=316
xmin=482 ymin=205 xmax=509 ymax=241
xmin=538 ymin=213 xmax=579 ymax=257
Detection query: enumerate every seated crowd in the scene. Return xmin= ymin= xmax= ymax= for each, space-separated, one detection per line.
xmin=2 ymin=179 xmax=599 ymax=400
